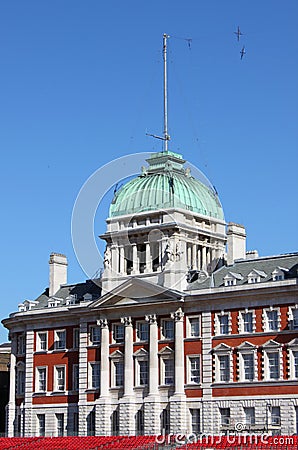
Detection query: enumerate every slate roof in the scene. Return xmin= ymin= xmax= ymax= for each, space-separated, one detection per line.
xmin=28 ymin=278 xmax=102 ymax=310
xmin=187 ymin=253 xmax=298 ymax=290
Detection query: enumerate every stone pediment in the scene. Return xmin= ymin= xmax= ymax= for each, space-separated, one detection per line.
xmin=287 ymin=338 xmax=298 ymax=348
xmin=237 ymin=341 xmax=256 ymax=350
xmin=158 ymin=346 xmax=174 ymax=355
xmin=133 ymin=348 xmax=148 ymax=357
xmin=91 ymin=277 xmax=183 ymax=309
xmin=213 ymin=342 xmax=232 ymax=353
xmin=262 ymin=339 xmax=281 ymax=349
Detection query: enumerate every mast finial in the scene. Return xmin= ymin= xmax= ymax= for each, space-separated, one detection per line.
xmin=163 ymin=33 xmax=170 ymax=152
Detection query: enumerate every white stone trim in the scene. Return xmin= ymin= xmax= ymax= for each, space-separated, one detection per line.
xmin=186 ymin=354 xmax=201 ymax=385
xmin=262 ymin=307 xmax=281 ymax=332
xmin=287 ymin=304 xmax=298 ymax=330
xmin=237 ymin=309 xmax=256 ymax=334
xmin=36 ymin=331 xmax=48 ymax=352
xmin=287 ymin=338 xmax=298 ymax=380
xmin=236 ymin=342 xmax=258 ymax=382
xmin=261 ymin=340 xmax=283 ymax=381
xmin=35 ymin=366 xmax=48 ymax=393
xmin=186 ymin=315 xmax=201 ymax=338
xmin=53 ymin=365 xmax=66 ymax=392
xmin=213 ymin=343 xmax=233 ymax=383
xmin=214 ymin=311 xmax=232 ymax=336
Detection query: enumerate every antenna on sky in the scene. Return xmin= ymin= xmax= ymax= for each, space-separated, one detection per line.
xmin=146 ymin=33 xmax=171 ymax=152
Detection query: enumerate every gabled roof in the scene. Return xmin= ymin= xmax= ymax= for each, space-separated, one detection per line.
xmin=91 ymin=277 xmax=183 ymax=309
xmin=188 ymin=253 xmax=298 ymax=290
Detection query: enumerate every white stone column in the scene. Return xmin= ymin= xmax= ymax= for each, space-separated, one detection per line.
xmin=171 ymin=308 xmax=185 ymax=394
xmin=7 ymin=334 xmax=17 ymax=437
xmin=187 ymin=244 xmax=191 ymax=267
xmin=98 ymin=319 xmax=109 ymax=397
xmin=131 ymin=244 xmax=139 ymax=274
xmin=145 ymin=242 xmax=151 ymax=273
xmin=23 ymin=329 xmax=34 ymax=437
xmin=119 ymin=246 xmax=125 ymax=274
xmin=144 ymin=314 xmax=160 ymax=435
xmin=192 ymin=243 xmax=197 ymax=269
xmin=145 ymin=314 xmax=159 ymax=395
xmin=197 ymin=246 xmax=201 ymax=270
xmin=121 ymin=316 xmax=134 ymax=396
xmin=170 ymin=308 xmax=187 ymax=434
xmin=111 ymin=244 xmax=118 ymax=274
xmin=78 ymin=320 xmax=88 ymax=436
xmin=202 ymin=245 xmax=207 ymax=270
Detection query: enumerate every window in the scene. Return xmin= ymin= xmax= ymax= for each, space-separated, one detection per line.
xmin=267 ymin=310 xmax=278 ymax=331
xmin=37 ymin=414 xmax=45 ymax=437
xmin=163 ymin=359 xmax=174 ymax=385
xmin=161 ymin=320 xmax=174 ymax=340
xmin=138 ymin=360 xmax=149 ymax=386
xmin=73 ymin=412 xmax=79 ymax=436
xmin=244 ymin=407 xmax=255 ymax=426
xmin=263 ymin=309 xmax=280 ymax=332
xmin=112 ymin=324 xmax=124 ymax=343
xmin=220 ymin=408 xmax=230 ymax=426
xmin=268 ymin=352 xmax=280 ymax=380
xmin=72 ymin=364 xmax=79 ymax=391
xmin=136 ymin=322 xmax=149 ymax=342
xmin=111 ymin=408 xmax=119 ymax=436
xmin=87 ymin=410 xmax=95 ymax=436
xmin=188 ymin=356 xmax=200 ymax=384
xmin=55 ymin=366 xmax=65 ymax=391
xmin=36 ymin=332 xmax=47 ymax=352
xmin=16 ymin=365 xmax=25 ymax=395
xmin=17 ymin=335 xmax=26 ymax=355
xmin=54 ymin=330 xmax=66 ymax=350
xmin=242 ymin=312 xmax=254 ymax=333
xmin=73 ymin=328 xmax=80 ymax=349
xmin=136 ymin=408 xmax=144 ymax=436
xmin=56 ymin=413 xmax=64 ymax=436
xmin=161 ymin=408 xmax=170 ymax=434
xmin=187 ymin=317 xmax=200 ymax=338
xmin=271 ymin=406 xmax=280 ymax=426
xmin=289 ymin=308 xmax=298 ymax=330
xmin=293 ymin=351 xmax=298 ymax=378
xmin=190 ymin=409 xmax=200 ymax=434
xmin=36 ymin=367 xmax=47 ymax=392
xmin=90 ymin=326 xmax=101 ymax=345
xmin=89 ymin=363 xmax=100 ymax=389
xmin=215 ymin=313 xmax=230 ymax=335
xmin=219 ymin=355 xmax=230 ymax=382
xmin=114 ymin=361 xmax=124 ymax=387
xmin=242 ymin=353 xmax=255 ymax=381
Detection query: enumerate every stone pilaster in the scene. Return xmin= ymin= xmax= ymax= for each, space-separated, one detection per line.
xmin=98 ymin=319 xmax=110 ymax=397
xmin=201 ymin=311 xmax=212 ymax=401
xmin=78 ymin=320 xmax=88 ymax=436
xmin=23 ymin=329 xmax=34 ymax=437
xmin=170 ymin=308 xmax=187 ymax=434
xmin=95 ymin=400 xmax=111 ymax=436
xmin=7 ymin=334 xmax=17 ymax=437
xmin=119 ymin=316 xmax=135 ymax=435
xmin=144 ymin=314 xmax=160 ymax=435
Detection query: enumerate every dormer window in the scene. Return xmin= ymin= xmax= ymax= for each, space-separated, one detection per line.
xmin=66 ymin=294 xmax=77 ymax=305
xmin=223 ymin=272 xmax=243 ymax=287
xmin=48 ymin=298 xmax=61 ymax=308
xmin=247 ymin=269 xmax=266 ymax=284
xmin=83 ymin=293 xmax=93 ymax=302
xmin=272 ymin=267 xmax=287 ymax=282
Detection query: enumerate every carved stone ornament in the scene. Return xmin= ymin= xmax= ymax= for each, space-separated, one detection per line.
xmin=171 ymin=307 xmax=184 ymax=322
xmin=120 ymin=316 xmax=132 ymax=326
xmin=145 ymin=314 xmax=157 ymax=324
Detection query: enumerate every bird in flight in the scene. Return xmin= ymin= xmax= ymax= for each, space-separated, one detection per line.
xmin=240 ymin=46 xmax=246 ymax=60
xmin=234 ymin=26 xmax=243 ymax=41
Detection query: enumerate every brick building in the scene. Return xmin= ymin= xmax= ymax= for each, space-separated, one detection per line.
xmin=2 ymin=151 xmax=298 ymax=438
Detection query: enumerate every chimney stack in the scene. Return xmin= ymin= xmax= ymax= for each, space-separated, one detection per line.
xmin=227 ymin=223 xmax=246 ymax=265
xmin=49 ymin=253 xmax=68 ymax=297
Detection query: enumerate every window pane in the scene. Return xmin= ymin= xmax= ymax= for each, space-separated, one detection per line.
xmin=268 ymin=353 xmax=279 ymax=379
xmin=189 ymin=318 xmax=200 ymax=337
xmin=244 ymin=407 xmax=255 ymax=425
xmin=37 ymin=414 xmax=45 ymax=437
xmin=56 ymin=413 xmax=64 ymax=436
xmin=243 ymin=313 xmax=253 ymax=333
xmin=55 ymin=331 xmax=66 ymax=349
xmin=139 ymin=360 xmax=148 ymax=385
xmin=115 ymin=361 xmax=124 ymax=386
xmin=220 ymin=408 xmax=230 ymax=426
xmin=293 ymin=351 xmax=298 ymax=378
xmin=56 ymin=367 xmax=65 ymax=390
xmin=164 ymin=359 xmax=174 ymax=384
xmin=219 ymin=315 xmax=229 ymax=334
xmin=137 ymin=322 xmax=149 ymax=341
xmin=91 ymin=327 xmax=101 ymax=345
xmin=242 ymin=353 xmax=254 ymax=380
xmin=114 ymin=325 xmax=124 ymax=343
xmin=267 ymin=311 xmax=278 ymax=331
xmin=190 ymin=357 xmax=200 ymax=383
xmin=163 ymin=321 xmax=174 ymax=340
xmin=38 ymin=368 xmax=46 ymax=391
xmin=190 ymin=409 xmax=200 ymax=433
xmin=91 ymin=363 xmax=100 ymax=388
xmin=219 ymin=355 xmax=230 ymax=381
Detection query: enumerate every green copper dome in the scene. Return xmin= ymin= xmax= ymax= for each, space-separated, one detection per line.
xmin=109 ymin=151 xmax=224 ymax=220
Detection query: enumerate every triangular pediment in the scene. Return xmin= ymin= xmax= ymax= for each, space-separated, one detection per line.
xmin=288 ymin=338 xmax=298 ymax=348
xmin=262 ymin=339 xmax=281 ymax=349
xmin=110 ymin=349 xmax=123 ymax=358
xmin=158 ymin=345 xmax=174 ymax=355
xmin=212 ymin=343 xmax=232 ymax=352
xmin=91 ymin=277 xmax=183 ymax=309
xmin=237 ymin=341 xmax=256 ymax=350
xmin=134 ymin=348 xmax=148 ymax=357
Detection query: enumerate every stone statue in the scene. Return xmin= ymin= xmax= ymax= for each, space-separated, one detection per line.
xmin=103 ymin=246 xmax=111 ymax=268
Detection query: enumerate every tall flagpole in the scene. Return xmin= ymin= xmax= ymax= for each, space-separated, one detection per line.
xmin=163 ymin=33 xmax=170 ymax=152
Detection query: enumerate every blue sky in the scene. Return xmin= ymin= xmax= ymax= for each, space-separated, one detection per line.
xmin=0 ymin=0 xmax=297 ymax=342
